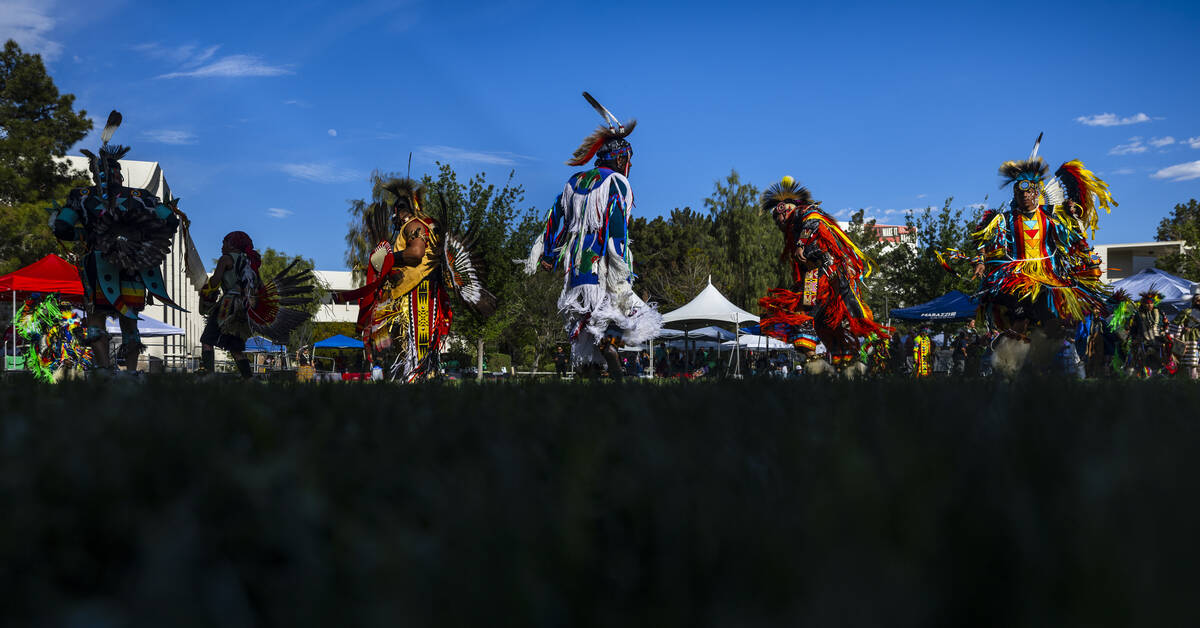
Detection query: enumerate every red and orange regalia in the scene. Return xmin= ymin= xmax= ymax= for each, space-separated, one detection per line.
xmin=757 ymin=176 xmax=891 ymax=369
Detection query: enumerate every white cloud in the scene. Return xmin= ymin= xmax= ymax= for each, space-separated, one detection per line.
xmin=419 ymin=145 xmax=533 ymax=166
xmin=327 ymin=129 xmax=337 ymax=137
xmin=278 ymin=163 xmax=360 ymax=184
xmin=283 ymin=99 xmax=311 ymax=108
xmin=916 ymin=193 xmax=927 ymax=199
xmin=1108 ymin=168 xmax=1135 ymax=175
xmin=0 ymin=0 xmax=62 ymax=61
xmin=141 ymin=130 xmax=197 ymax=145
xmin=1187 ymin=136 xmax=1200 ymax=149
xmin=158 ymin=54 xmax=293 ymax=79
xmin=1151 ymin=160 xmax=1200 ymax=182
xmin=1076 ymin=112 xmax=1153 ymax=127
xmin=266 ymin=208 xmax=294 ymax=218
xmin=1150 ymin=136 xmax=1176 ymax=148
xmin=1109 ymin=137 xmax=1147 ymax=155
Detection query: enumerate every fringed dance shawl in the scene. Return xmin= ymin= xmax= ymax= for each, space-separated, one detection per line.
xmin=524 ymin=167 xmax=661 ymax=366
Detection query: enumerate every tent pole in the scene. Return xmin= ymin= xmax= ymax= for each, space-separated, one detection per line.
xmin=8 ymin=291 xmax=14 ymax=372
xmin=648 ymin=338 xmax=654 ymax=378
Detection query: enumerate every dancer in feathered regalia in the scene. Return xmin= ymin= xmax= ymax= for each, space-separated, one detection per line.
xmin=1127 ymin=290 xmax=1166 ymax=377
xmin=525 ymin=92 xmax=661 ymax=378
xmin=1168 ymin=286 xmax=1200 ymax=379
xmin=757 ymin=176 xmax=891 ymax=371
xmin=199 ymin=231 xmax=316 ymax=379
xmin=47 ymin=111 xmax=185 ymax=372
xmin=912 ymin=327 xmax=932 ymax=377
xmin=15 ymin=296 xmax=93 ymax=382
xmin=334 ymin=178 xmax=496 ymax=381
xmin=971 ymin=135 xmax=1115 ymax=333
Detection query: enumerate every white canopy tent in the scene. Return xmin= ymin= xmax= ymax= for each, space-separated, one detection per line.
xmin=655 ymin=277 xmax=760 ymax=377
xmin=722 ymin=334 xmax=793 ymax=351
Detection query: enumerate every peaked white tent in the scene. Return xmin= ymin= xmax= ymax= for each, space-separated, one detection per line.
xmin=661 ymin=277 xmax=759 ymax=330
xmin=656 ymin=278 xmax=760 ymax=376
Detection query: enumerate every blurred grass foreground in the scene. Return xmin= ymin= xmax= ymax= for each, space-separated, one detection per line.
xmin=2 ymin=377 xmax=1199 ymax=627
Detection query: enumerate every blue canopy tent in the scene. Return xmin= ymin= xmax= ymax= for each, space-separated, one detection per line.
xmin=244 ymin=336 xmax=286 ymax=353
xmin=890 ymin=290 xmax=978 ymax=321
xmin=1109 ymin=268 xmax=1197 ymax=315
xmin=313 ymin=334 xmax=364 ymax=349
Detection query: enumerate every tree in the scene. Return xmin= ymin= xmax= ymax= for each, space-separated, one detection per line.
xmin=1154 ymin=198 xmax=1200 ymax=281
xmin=629 ymin=208 xmax=720 ymax=308
xmin=704 ymin=170 xmax=779 ymax=311
xmin=878 ymin=198 xmax=984 ymax=310
xmin=0 ymin=40 xmax=92 ymax=274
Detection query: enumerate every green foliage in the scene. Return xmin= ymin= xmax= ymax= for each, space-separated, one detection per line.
xmin=0 ymin=183 xmax=73 ymax=274
xmin=1154 ymin=198 xmax=1200 ymax=281
xmin=3 ymin=377 xmax=1199 ymax=625
xmin=874 ymin=198 xmax=985 ymax=310
xmin=630 ymin=208 xmax=720 ymax=308
xmin=0 ymin=40 xmax=92 ymax=274
xmin=704 ymin=170 xmax=779 ymax=311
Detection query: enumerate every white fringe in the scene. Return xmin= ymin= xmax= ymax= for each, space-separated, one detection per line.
xmin=534 ymin=171 xmax=656 ymax=367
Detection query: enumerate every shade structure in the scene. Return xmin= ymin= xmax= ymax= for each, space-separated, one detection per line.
xmin=0 ymin=254 xmax=84 ymax=297
xmin=103 ymin=313 xmax=184 ymax=337
xmin=313 ymin=334 xmax=364 ymax=349
xmin=657 ymin=325 xmax=734 ymax=341
xmin=890 ymin=290 xmax=978 ymax=321
xmin=661 ymin=277 xmax=759 ymax=331
xmin=1109 ymin=267 xmax=1197 ymax=311
xmin=244 ymin=336 xmax=287 ymax=353
xmin=722 ymin=334 xmax=793 ymax=351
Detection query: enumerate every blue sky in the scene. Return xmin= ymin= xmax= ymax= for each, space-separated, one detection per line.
xmin=7 ymin=0 xmax=1200 ymax=270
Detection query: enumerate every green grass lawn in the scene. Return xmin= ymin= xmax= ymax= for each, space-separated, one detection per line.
xmin=2 ymin=377 xmax=1198 ymax=627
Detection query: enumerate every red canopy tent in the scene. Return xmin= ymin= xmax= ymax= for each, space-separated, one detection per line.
xmin=0 ymin=254 xmax=84 ymax=297
xmin=2 ymin=255 xmax=84 ymax=370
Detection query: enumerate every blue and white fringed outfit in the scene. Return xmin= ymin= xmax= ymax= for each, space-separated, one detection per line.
xmin=525 ymin=167 xmax=662 ymax=368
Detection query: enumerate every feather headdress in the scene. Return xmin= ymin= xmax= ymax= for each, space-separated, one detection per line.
xmin=998 ymin=157 xmax=1049 ymax=190
xmin=78 ymin=110 xmax=130 ymax=211
xmin=376 ymin=177 xmax=428 ymax=218
xmin=567 ymin=92 xmax=636 ymax=167
xmin=760 ymin=176 xmax=814 ymax=215
xmin=1138 ymin=289 xmax=1163 ymax=306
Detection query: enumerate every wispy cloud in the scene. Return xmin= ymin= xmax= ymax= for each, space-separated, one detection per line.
xmin=1151 ymin=160 xmax=1200 ymax=182
xmin=916 ymin=193 xmax=927 ymax=199
xmin=1109 ymin=137 xmax=1147 ymax=155
xmin=1076 ymin=112 xmax=1153 ymax=127
xmin=419 ymin=145 xmax=533 ymax=166
xmin=1187 ymin=136 xmax=1200 ymax=149
xmin=284 ymin=99 xmax=312 ymax=108
xmin=327 ymin=129 xmax=338 ymax=137
xmin=266 ymin=207 xmax=294 ymax=219
xmin=1108 ymin=168 xmax=1135 ymax=175
xmin=141 ymin=130 xmax=197 ymax=145
xmin=158 ymin=54 xmax=293 ymax=79
xmin=0 ymin=0 xmax=62 ymax=61
xmin=278 ymin=163 xmax=360 ymax=184
xmin=375 ymin=131 xmax=406 ymax=140
xmin=1149 ymin=136 xmax=1176 ymax=148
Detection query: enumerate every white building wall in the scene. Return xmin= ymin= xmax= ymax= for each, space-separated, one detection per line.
xmin=312 ymin=270 xmax=359 ymax=323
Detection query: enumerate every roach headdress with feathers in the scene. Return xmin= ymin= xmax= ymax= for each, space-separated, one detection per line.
xmin=78 ymin=110 xmax=130 ymax=207
xmin=567 ymin=92 xmax=636 ymax=167
xmin=760 ymin=176 xmax=815 ymax=217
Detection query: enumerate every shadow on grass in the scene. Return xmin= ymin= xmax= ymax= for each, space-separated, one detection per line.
xmin=1 ymin=377 xmax=1198 ymax=626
